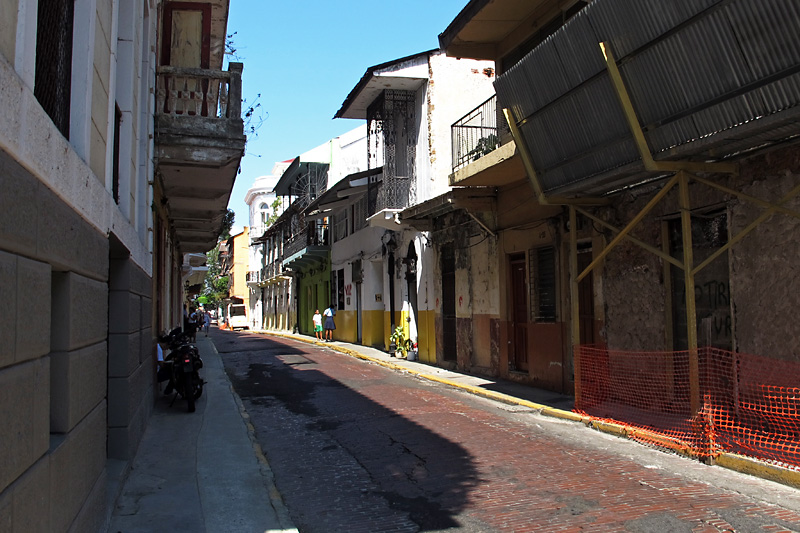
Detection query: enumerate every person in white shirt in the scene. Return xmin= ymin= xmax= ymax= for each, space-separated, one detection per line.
xmin=312 ymin=309 xmax=323 ymax=340
xmin=323 ymin=304 xmax=336 ymax=341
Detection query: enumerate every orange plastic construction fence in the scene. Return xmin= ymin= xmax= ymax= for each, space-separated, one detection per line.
xmin=576 ymin=346 xmax=800 ymax=470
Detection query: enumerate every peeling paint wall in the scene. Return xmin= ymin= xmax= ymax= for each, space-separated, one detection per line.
xmin=420 ymin=52 xmax=495 ymax=203
xmin=729 ymin=149 xmax=800 ymax=361
xmin=598 ymin=145 xmax=800 ymax=362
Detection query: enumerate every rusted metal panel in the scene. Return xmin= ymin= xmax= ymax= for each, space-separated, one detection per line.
xmin=496 ymin=0 xmax=800 ymax=196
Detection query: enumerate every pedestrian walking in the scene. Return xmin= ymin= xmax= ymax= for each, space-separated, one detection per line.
xmin=313 ymin=309 xmax=323 ymax=340
xmin=323 ymin=304 xmax=336 ymax=341
xmin=187 ymin=306 xmax=198 ymax=342
xmin=203 ymin=309 xmax=211 ymax=336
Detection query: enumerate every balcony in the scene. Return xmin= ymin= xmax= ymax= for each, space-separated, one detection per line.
xmin=452 ymin=95 xmax=502 ymax=172
xmin=155 ymin=63 xmax=247 ymax=254
xmin=283 ymin=222 xmax=330 ymax=272
xmin=449 ymin=95 xmax=523 ymax=188
xmin=246 ymin=270 xmax=262 ymax=285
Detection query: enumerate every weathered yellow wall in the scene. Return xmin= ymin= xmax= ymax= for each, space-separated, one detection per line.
xmin=230 ymin=228 xmax=249 ymax=302
xmin=90 ymin=6 xmax=113 ymax=180
xmin=0 ymin=0 xmax=16 ymax=61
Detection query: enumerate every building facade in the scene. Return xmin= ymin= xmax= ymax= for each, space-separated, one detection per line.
xmin=257 ymin=126 xmax=367 ymax=336
xmin=330 ymin=50 xmax=496 ymax=358
xmin=438 ymin=0 xmax=800 ymax=465
xmin=0 ymin=1 xmax=244 ymax=530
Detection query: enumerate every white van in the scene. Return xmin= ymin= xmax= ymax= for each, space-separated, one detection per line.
xmin=227 ymin=303 xmax=248 ymax=330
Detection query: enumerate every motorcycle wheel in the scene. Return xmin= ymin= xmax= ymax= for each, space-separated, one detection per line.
xmin=193 ymin=373 xmax=203 ymax=399
xmin=185 ymin=373 xmax=196 ymax=412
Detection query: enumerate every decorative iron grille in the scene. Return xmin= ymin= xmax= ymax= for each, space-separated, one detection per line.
xmin=353 ymin=195 xmax=367 ymax=232
xmin=35 ymin=0 xmax=75 ymax=138
xmin=367 ymin=90 xmax=416 ymax=210
xmin=291 ymin=164 xmax=329 ymax=210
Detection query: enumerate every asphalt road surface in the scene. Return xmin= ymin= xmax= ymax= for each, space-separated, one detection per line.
xmin=213 ymin=329 xmax=800 ymax=533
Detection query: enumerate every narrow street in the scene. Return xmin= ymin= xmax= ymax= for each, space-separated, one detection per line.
xmin=213 ymin=329 xmax=800 ymax=533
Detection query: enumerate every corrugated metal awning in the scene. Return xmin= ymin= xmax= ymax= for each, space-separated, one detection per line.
xmin=495 ymin=0 xmax=800 ymax=197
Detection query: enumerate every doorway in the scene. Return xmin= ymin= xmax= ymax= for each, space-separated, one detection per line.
xmin=406 ymin=243 xmax=418 ymax=343
xmin=441 ymin=245 xmax=456 ymax=362
xmin=509 ymin=253 xmax=528 ymax=372
xmin=577 ymin=244 xmax=596 ymax=345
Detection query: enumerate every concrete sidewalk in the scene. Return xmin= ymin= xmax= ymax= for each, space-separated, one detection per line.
xmin=108 ymin=335 xmax=297 ymax=533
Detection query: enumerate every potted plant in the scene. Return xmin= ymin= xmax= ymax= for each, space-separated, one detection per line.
xmin=389 ymin=326 xmax=414 ymax=358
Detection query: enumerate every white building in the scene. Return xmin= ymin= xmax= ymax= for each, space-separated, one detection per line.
xmin=324 ymin=50 xmax=496 ymax=356
xmin=244 ymin=174 xmax=279 ymax=329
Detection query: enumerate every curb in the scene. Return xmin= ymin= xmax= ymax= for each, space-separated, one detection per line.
xmin=207 ymin=338 xmax=299 ymax=532
xmin=715 ymin=453 xmax=800 ymax=490
xmin=254 ymin=329 xmax=800 ymax=491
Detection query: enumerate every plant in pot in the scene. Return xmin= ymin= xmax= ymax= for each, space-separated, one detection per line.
xmin=389 ymin=326 xmax=414 ymax=359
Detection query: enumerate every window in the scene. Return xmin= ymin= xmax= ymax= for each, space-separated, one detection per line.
xmin=530 ymin=246 xmax=557 ymax=322
xmin=35 ymin=0 xmax=75 ymax=138
xmin=112 ymin=104 xmax=122 ymax=204
xmin=336 ymin=269 xmax=345 ymax=310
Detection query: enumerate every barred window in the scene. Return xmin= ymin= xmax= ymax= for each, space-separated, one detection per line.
xmin=35 ymin=0 xmax=75 ymax=138
xmin=530 ymin=246 xmax=557 ymax=322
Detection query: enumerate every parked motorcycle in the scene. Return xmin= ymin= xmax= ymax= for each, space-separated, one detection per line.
xmin=160 ymin=328 xmax=204 ymax=412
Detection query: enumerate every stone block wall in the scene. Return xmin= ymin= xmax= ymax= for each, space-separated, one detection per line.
xmin=0 ymin=146 xmax=153 ymax=531
xmin=107 ymin=254 xmax=155 ymax=460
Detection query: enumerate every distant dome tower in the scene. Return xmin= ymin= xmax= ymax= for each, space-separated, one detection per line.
xmin=245 ymin=174 xmax=280 ymax=240
xmin=244 ymin=175 xmax=280 ymax=330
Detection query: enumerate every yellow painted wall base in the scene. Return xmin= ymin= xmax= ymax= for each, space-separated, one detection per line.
xmin=333 ymin=311 xmax=357 ymax=343
xmin=361 ymin=310 xmax=385 ymax=348
xmin=417 ymin=310 xmax=436 ymax=363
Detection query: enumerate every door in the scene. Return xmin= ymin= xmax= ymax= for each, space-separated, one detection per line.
xmin=441 ymin=245 xmax=456 ymax=362
xmin=356 ymin=283 xmax=363 ymax=344
xmin=577 ymin=245 xmax=596 ymax=345
xmin=406 ymin=243 xmax=418 ymax=343
xmin=509 ymin=254 xmax=528 ymax=372
xmin=160 ymin=3 xmax=211 ymax=115
xmin=160 ymin=3 xmax=211 ymax=68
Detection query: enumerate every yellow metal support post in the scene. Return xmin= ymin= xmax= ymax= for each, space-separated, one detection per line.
xmin=577 ymin=174 xmax=680 ymax=282
xmin=678 ymin=172 xmax=700 ymax=416
xmin=569 ymin=206 xmax=582 ymax=410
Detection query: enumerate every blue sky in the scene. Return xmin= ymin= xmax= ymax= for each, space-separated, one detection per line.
xmin=225 ymin=0 xmax=470 ymax=233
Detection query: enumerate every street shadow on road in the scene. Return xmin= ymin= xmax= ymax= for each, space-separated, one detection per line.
xmin=213 ymin=329 xmax=486 ymax=532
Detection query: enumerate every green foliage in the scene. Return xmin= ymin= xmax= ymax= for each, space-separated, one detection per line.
xmin=466 ymin=134 xmax=499 ymax=162
xmin=220 ymin=209 xmax=235 ymax=241
xmin=389 ymin=326 xmax=414 ymax=357
xmin=201 ymin=243 xmax=230 ymax=307
xmin=265 ymin=197 xmax=283 ymax=227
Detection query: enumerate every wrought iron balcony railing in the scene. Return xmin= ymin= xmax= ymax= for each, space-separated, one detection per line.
xmin=451 ymin=94 xmax=508 ymax=173
xmin=283 ymin=222 xmax=329 ymax=259
xmin=156 ymin=64 xmax=242 ymax=119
